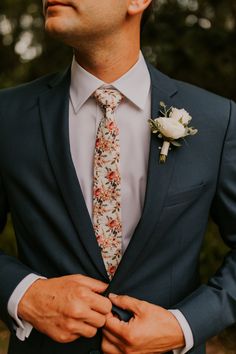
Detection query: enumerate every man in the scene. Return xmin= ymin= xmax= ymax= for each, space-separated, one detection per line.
xmin=0 ymin=0 xmax=236 ymax=353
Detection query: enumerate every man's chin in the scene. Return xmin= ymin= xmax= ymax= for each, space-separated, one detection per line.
xmin=45 ymin=20 xmax=80 ymax=46
xmin=45 ymin=17 xmax=69 ymax=37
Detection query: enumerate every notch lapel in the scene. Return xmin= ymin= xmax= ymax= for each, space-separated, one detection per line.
xmin=39 ymin=69 xmax=108 ymax=280
xmin=109 ymin=64 xmax=179 ymax=287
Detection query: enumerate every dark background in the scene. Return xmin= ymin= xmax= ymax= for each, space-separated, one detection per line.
xmin=1 ymin=0 xmax=236 ymax=99
xmin=0 ymin=0 xmax=236 ymax=353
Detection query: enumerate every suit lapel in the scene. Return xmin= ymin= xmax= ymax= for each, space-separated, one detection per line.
xmin=109 ymin=64 xmax=179 ymax=287
xmin=38 ymin=69 xmax=108 ymax=280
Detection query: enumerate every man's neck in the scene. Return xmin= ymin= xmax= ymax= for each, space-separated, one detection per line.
xmin=73 ymin=31 xmax=140 ymax=83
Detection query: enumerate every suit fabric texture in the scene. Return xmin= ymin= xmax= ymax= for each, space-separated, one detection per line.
xmin=0 ymin=62 xmax=236 ymax=354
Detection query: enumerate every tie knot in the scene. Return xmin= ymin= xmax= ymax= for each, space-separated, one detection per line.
xmin=93 ymin=88 xmax=123 ymax=112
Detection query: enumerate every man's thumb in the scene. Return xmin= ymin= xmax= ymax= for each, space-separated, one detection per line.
xmin=109 ymin=293 xmax=141 ymax=314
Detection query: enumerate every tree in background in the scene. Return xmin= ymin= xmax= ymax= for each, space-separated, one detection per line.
xmin=142 ymin=0 xmax=236 ymax=100
xmin=0 ymin=0 xmax=236 ymax=352
xmin=0 ymin=0 xmax=236 ymax=100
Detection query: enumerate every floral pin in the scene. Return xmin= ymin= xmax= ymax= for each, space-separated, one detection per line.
xmin=148 ymin=102 xmax=198 ymax=163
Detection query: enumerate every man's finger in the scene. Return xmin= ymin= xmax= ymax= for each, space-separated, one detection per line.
xmin=70 ymin=274 xmax=109 ymax=293
xmin=88 ymin=292 xmax=112 ymax=315
xmin=84 ymin=309 xmax=107 ymax=328
xmin=103 ymin=328 xmax=125 ymax=346
xmin=109 ymin=293 xmax=142 ymax=314
xmin=104 ymin=315 xmax=129 ymax=337
xmin=102 ymin=336 xmax=123 ymax=354
xmin=74 ymin=323 xmax=98 ymax=339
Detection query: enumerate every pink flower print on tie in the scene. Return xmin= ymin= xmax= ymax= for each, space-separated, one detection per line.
xmin=93 ymin=88 xmax=123 ymax=280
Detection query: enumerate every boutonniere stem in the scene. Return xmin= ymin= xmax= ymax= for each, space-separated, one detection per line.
xmin=160 ymin=141 xmax=170 ymax=164
xmin=149 ymin=102 xmax=198 ymax=164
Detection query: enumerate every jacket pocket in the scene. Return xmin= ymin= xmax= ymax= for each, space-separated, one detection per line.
xmin=164 ymin=182 xmax=205 ymax=207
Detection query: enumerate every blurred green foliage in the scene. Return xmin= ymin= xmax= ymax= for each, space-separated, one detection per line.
xmin=0 ymin=0 xmax=236 ymax=351
xmin=142 ymin=0 xmax=236 ymax=101
xmin=0 ymin=217 xmax=17 ymax=258
xmin=0 ymin=0 xmax=235 ymax=100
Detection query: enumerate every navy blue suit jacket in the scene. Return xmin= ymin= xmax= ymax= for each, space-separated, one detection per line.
xmin=0 ymin=62 xmax=236 ymax=354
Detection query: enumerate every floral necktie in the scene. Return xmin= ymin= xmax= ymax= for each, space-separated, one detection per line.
xmin=93 ymin=88 xmax=123 ymax=280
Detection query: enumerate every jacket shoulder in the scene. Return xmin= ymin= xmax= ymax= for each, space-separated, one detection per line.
xmin=148 ymin=62 xmax=234 ymax=136
xmin=0 ymin=72 xmax=57 ymax=96
xmin=174 ymin=78 xmax=235 ymax=133
xmin=0 ymin=70 xmax=68 ymax=114
xmin=174 ymin=78 xmax=231 ymax=108
xmin=147 ymin=62 xmax=232 ymax=112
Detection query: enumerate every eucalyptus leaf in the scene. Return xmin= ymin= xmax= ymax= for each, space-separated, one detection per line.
xmin=171 ymin=141 xmax=182 ymax=147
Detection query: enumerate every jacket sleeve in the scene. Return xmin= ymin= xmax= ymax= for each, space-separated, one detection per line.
xmin=0 ymin=173 xmax=7 ymax=232
xmin=176 ymin=100 xmax=236 ymax=348
xmin=0 ymin=174 xmax=35 ymax=332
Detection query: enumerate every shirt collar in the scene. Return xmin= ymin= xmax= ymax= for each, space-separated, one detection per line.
xmin=70 ymin=51 xmax=151 ymax=113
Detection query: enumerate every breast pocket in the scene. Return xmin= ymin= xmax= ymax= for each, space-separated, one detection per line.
xmin=164 ymin=183 xmax=205 ymax=207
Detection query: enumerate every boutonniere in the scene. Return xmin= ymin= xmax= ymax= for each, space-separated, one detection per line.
xmin=148 ymin=102 xmax=198 ymax=163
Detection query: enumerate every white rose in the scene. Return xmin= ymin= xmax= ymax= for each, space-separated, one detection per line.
xmin=156 ymin=117 xmax=187 ymax=139
xmin=169 ymin=108 xmax=192 ymax=125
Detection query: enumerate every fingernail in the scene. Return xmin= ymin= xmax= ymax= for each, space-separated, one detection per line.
xmin=109 ymin=293 xmax=118 ymax=298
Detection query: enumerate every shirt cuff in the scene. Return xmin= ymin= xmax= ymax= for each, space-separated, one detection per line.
xmin=169 ymin=309 xmax=194 ymax=354
xmin=7 ymin=273 xmax=46 ymax=341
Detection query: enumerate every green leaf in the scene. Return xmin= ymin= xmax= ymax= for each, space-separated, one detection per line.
xmin=160 ymin=101 xmax=166 ymax=108
xmin=171 ymin=140 xmax=182 ymax=147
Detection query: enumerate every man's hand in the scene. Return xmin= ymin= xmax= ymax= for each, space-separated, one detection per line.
xmin=102 ymin=294 xmax=185 ymax=354
xmin=18 ymin=274 xmax=112 ymax=343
